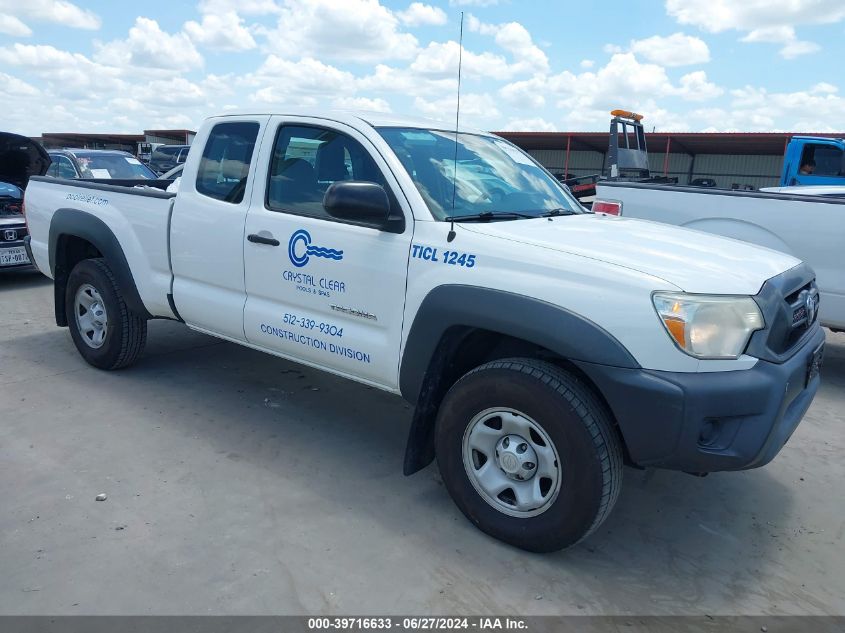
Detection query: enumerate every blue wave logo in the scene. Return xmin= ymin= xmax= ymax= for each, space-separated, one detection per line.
xmin=288 ymin=229 xmax=344 ymax=268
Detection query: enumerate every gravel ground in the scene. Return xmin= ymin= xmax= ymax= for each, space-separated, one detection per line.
xmin=1 ymin=268 xmax=843 ymax=615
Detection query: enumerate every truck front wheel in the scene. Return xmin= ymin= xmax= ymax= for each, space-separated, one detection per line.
xmin=65 ymin=258 xmax=147 ymax=370
xmin=435 ymin=358 xmax=623 ymax=552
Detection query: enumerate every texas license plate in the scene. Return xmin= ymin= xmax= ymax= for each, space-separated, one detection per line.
xmin=0 ymin=246 xmax=29 ymax=266
xmin=807 ymin=342 xmax=824 ymax=386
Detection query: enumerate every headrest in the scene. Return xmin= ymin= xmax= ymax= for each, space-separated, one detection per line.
xmin=316 ymin=139 xmax=348 ymax=182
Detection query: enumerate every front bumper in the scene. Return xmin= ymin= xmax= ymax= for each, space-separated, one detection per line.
xmin=576 ymin=324 xmax=825 ymax=472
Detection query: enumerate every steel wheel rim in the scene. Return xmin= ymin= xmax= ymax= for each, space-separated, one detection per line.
xmin=74 ymin=283 xmax=108 ymax=349
xmin=462 ymin=407 xmax=562 ymax=518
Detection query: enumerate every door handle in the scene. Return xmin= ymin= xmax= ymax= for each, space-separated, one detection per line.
xmin=247 ymin=233 xmax=280 ymax=246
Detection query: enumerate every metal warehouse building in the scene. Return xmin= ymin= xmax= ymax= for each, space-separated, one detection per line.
xmin=497 ymin=131 xmax=845 ymax=190
xmin=34 ymin=129 xmax=196 ymax=155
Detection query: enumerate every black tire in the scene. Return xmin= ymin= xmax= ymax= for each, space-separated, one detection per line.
xmin=65 ymin=258 xmax=147 ymax=370
xmin=435 ymin=358 xmax=623 ymax=552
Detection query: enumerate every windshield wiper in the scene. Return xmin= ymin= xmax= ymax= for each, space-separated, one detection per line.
xmin=540 ymin=207 xmax=578 ymax=217
xmin=444 ymin=211 xmax=536 ymax=222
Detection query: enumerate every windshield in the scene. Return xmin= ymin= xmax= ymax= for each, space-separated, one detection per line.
xmin=377 ymin=128 xmax=583 ymax=220
xmin=75 ymin=153 xmax=157 ymax=179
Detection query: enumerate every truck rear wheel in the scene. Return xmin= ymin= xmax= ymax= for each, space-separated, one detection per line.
xmin=65 ymin=258 xmax=147 ymax=370
xmin=435 ymin=358 xmax=623 ymax=552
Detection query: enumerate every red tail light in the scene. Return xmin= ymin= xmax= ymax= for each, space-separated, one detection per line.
xmin=592 ymin=199 xmax=622 ymax=216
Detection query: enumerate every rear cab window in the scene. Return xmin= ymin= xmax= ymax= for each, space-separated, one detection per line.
xmin=196 ymin=122 xmax=260 ymax=204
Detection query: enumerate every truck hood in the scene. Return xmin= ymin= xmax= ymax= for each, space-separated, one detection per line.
xmin=0 ymin=131 xmax=51 ymax=191
xmin=461 ymin=214 xmax=801 ymax=295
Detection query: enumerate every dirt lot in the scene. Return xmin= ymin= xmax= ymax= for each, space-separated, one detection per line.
xmin=2 ymin=268 xmax=844 ymax=615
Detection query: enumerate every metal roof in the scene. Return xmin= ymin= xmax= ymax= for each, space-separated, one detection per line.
xmin=494 ymin=131 xmax=845 ymax=155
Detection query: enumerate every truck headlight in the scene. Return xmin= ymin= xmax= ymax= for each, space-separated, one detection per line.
xmin=652 ymin=292 xmax=764 ymax=359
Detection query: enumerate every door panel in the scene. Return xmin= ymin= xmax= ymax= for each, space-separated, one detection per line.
xmin=243 ymin=117 xmax=413 ymax=388
xmin=170 ymin=118 xmax=268 ymax=341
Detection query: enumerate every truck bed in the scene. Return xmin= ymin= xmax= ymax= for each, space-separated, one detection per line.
xmin=25 ymin=176 xmax=178 ymax=319
xmin=596 ymin=180 xmax=845 ymax=330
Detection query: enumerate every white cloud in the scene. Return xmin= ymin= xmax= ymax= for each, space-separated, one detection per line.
xmin=332 ymin=96 xmax=392 ymax=112
xmin=197 ymin=0 xmax=282 ymax=14
xmin=571 ymin=53 xmax=675 ymax=105
xmin=673 ymin=71 xmax=723 ymax=101
xmin=499 ymin=77 xmax=546 ymax=108
xmin=263 ymin=0 xmax=419 ymax=63
xmin=689 ymin=82 xmax=845 ymax=131
xmin=184 ymin=12 xmax=257 ymax=51
xmin=94 ymin=17 xmax=203 ymax=71
xmin=500 ymin=117 xmax=558 ymax=132
xmin=0 ymin=43 xmax=124 ymax=98
xmin=243 ymin=56 xmax=357 ymax=105
xmin=200 ymin=74 xmax=237 ymax=98
xmin=413 ymin=92 xmax=500 ymax=127
xmin=666 ymin=0 xmax=845 ymax=58
xmin=0 ymin=14 xmax=32 ymax=36
xmin=410 ymin=41 xmax=513 ymax=79
xmin=741 ymin=26 xmax=819 ymax=58
xmin=2 ymin=0 xmax=843 ymax=138
xmin=0 ymin=71 xmax=39 ymax=95
xmin=0 ymin=0 xmax=100 ymax=29
xmin=145 ymin=77 xmax=208 ymax=107
xmin=468 ymin=17 xmax=549 ymax=75
xmin=630 ymin=32 xmax=710 ymax=66
xmin=397 ymin=2 xmax=447 ymax=26
xmin=740 ymin=26 xmax=794 ymax=43
xmin=449 ymin=0 xmax=499 ymax=6
xmin=497 ymin=53 xmax=725 ymax=129
xmin=666 ymin=0 xmax=845 ymax=32
xmin=358 ymin=63 xmax=457 ymax=98
xmin=778 ymin=39 xmax=821 ymax=59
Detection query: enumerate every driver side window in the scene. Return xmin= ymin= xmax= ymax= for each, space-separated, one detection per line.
xmin=266 ymin=125 xmax=393 ymax=221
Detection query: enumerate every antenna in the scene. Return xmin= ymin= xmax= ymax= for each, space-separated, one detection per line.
xmin=447 ymin=11 xmax=464 ymax=243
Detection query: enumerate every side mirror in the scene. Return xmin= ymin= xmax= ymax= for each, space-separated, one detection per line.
xmin=324 ymin=181 xmax=390 ymax=226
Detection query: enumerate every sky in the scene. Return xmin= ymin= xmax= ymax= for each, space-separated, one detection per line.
xmin=1 ymin=0 xmax=844 ymax=136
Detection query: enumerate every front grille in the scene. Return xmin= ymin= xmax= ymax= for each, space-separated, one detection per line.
xmin=784 ymin=282 xmax=819 ymax=350
xmin=746 ymin=263 xmax=819 ymax=363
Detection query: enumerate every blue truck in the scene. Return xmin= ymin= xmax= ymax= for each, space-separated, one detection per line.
xmin=781 ymin=136 xmax=845 ymax=186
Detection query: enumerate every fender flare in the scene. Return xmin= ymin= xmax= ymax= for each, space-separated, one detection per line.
xmin=398 ymin=285 xmax=639 ymax=475
xmin=399 ymin=285 xmax=639 ymax=402
xmin=49 ymin=208 xmax=151 ymax=325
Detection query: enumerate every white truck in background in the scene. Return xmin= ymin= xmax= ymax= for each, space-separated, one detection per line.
xmin=22 ymin=111 xmax=825 ymax=552
xmin=594 ymin=181 xmax=845 ymax=331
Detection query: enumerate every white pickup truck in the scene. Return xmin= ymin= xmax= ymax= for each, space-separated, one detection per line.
xmin=23 ymin=111 xmax=825 ymax=552
xmin=594 ymin=181 xmax=845 ymax=331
